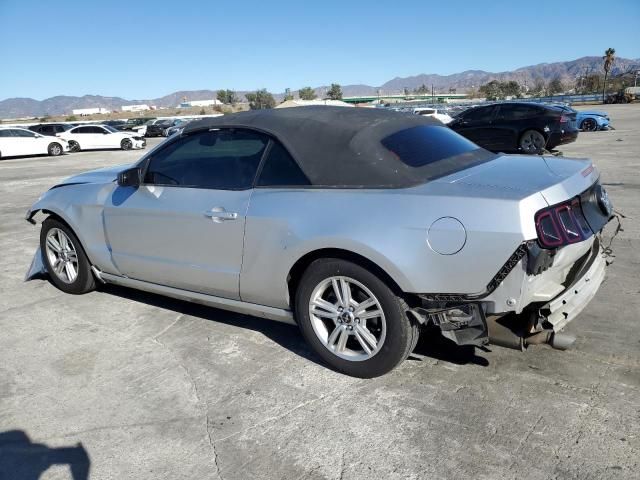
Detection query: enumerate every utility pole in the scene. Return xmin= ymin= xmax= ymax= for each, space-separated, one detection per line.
xmin=431 ymin=84 xmax=434 ymax=103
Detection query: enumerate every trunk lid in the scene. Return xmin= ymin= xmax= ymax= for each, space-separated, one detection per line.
xmin=436 ymin=154 xmax=599 ymax=205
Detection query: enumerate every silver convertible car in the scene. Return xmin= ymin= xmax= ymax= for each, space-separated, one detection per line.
xmin=26 ymin=107 xmax=613 ymax=377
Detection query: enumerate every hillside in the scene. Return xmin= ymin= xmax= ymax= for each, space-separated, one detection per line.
xmin=1 ymin=56 xmax=638 ymax=118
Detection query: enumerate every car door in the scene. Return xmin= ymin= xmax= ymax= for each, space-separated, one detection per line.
xmin=12 ymin=129 xmax=46 ymax=155
xmin=103 ymin=128 xmax=269 ymax=299
xmin=67 ymin=126 xmax=95 ymax=149
xmin=92 ymin=126 xmax=114 ymax=148
xmin=450 ymin=106 xmax=498 ymax=149
xmin=0 ymin=129 xmax=19 ymax=156
xmin=492 ymin=104 xmax=541 ymax=151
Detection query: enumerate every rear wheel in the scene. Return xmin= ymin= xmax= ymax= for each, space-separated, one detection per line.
xmin=48 ymin=142 xmax=63 ymax=156
xmin=68 ymin=141 xmax=80 ymax=152
xmin=121 ymin=138 xmax=133 ymax=150
xmin=581 ymin=118 xmax=598 ymax=131
xmin=295 ymin=259 xmax=419 ymax=378
xmin=40 ymin=218 xmax=96 ymax=294
xmin=519 ymin=130 xmax=546 ymax=154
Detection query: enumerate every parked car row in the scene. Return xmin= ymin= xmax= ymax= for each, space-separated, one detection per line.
xmin=0 ymin=124 xmax=145 ymax=159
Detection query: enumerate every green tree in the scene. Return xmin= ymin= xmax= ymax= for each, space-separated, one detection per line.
xmin=283 ymin=88 xmax=294 ymax=101
xmin=298 ymin=86 xmax=317 ymax=100
xmin=502 ymin=80 xmax=521 ymax=98
xmin=479 ymin=80 xmax=503 ymax=100
xmin=216 ymin=89 xmax=238 ymax=105
xmin=246 ymin=89 xmax=276 ymax=110
xmin=547 ymin=76 xmax=564 ymax=95
xmin=413 ymin=84 xmax=429 ymax=94
xmin=529 ymin=78 xmax=546 ymax=97
xmin=326 ymin=83 xmax=343 ymax=100
xmin=65 ymin=115 xmax=77 ymax=122
xmin=602 ymin=47 xmax=616 ymax=103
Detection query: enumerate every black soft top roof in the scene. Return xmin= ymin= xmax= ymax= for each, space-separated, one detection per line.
xmin=183 ymin=106 xmax=490 ymax=188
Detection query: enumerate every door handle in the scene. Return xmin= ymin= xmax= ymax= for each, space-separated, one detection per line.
xmin=204 ymin=208 xmax=238 ymax=223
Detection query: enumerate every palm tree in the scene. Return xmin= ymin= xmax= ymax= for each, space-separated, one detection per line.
xmin=602 ymin=48 xmax=616 ymax=103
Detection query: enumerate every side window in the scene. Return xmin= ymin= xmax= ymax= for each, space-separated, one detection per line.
xmin=144 ymin=129 xmax=269 ymax=190
xmin=257 ymin=141 xmax=310 ymax=187
xmin=73 ymin=127 xmax=89 ymax=134
xmin=89 ymin=126 xmax=106 ymax=134
xmin=497 ymin=105 xmax=538 ymax=120
xmin=463 ymin=106 xmax=495 ymax=122
xmin=0 ymin=130 xmax=12 ymax=137
xmin=13 ymin=129 xmax=36 ymax=137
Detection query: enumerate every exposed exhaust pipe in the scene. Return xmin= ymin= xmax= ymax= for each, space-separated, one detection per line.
xmin=486 ymin=316 xmax=576 ymax=351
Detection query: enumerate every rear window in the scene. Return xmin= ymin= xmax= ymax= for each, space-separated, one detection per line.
xmin=381 ymin=125 xmax=481 ymax=167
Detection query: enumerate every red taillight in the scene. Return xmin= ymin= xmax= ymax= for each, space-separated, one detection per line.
xmin=535 ymin=198 xmax=592 ymax=248
xmin=559 ymin=115 xmax=569 ymax=123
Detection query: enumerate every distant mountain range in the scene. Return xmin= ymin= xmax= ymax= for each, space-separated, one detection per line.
xmin=1 ymin=56 xmax=638 ymax=119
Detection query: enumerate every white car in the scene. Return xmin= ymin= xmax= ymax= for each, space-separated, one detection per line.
xmin=59 ymin=124 xmax=146 ymax=152
xmin=413 ymin=108 xmax=453 ymax=124
xmin=0 ymin=127 xmax=69 ymax=158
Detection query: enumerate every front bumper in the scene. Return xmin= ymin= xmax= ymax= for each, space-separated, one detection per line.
xmin=131 ymin=138 xmax=146 ymax=149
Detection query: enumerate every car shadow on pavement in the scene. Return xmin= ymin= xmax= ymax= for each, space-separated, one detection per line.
xmin=0 ymin=430 xmax=90 ymax=480
xmin=100 ymin=284 xmax=326 ymax=367
xmin=100 ymin=284 xmax=490 ymax=369
xmin=410 ymin=330 xmax=490 ymax=367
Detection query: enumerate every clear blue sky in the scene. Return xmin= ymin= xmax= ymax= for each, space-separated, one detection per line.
xmin=1 ymin=0 xmax=638 ymax=101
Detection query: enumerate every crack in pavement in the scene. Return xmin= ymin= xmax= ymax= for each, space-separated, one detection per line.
xmin=148 ymin=317 xmax=222 ymax=479
xmin=214 ymin=394 xmax=327 ymax=445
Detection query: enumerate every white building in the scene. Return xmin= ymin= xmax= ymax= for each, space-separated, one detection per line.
xmin=72 ymin=107 xmax=110 ymax=116
xmin=178 ymin=99 xmax=222 ymax=108
xmin=122 ymin=104 xmax=151 ymax=112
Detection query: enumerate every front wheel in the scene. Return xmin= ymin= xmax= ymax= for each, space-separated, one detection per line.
xmin=121 ymin=138 xmax=133 ymax=150
xmin=295 ymin=259 xmax=419 ymax=378
xmin=519 ymin=129 xmax=546 ymax=154
xmin=68 ymin=141 xmax=80 ymax=152
xmin=40 ymin=218 xmax=96 ymax=294
xmin=48 ymin=142 xmax=63 ymax=156
xmin=581 ymin=118 xmax=598 ymax=131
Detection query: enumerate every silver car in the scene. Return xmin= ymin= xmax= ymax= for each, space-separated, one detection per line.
xmin=26 ymin=107 xmax=613 ymax=377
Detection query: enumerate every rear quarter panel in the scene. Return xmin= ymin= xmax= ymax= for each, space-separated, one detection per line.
xmin=241 ymin=186 xmax=546 ymax=309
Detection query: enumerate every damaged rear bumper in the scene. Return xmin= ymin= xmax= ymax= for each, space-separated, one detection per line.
xmin=540 ymin=243 xmax=606 ymax=331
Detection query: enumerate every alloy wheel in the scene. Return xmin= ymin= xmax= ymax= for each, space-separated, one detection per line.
xmin=45 ymin=228 xmax=79 ymax=284
xmin=308 ymin=276 xmax=386 ymax=361
xmin=582 ymin=119 xmax=597 ymax=131
xmin=520 ymin=131 xmax=545 ymax=154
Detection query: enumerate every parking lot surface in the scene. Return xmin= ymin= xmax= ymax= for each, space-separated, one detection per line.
xmin=1 ymin=106 xmax=639 ymax=480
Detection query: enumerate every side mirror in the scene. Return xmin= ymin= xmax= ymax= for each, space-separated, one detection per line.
xmin=117 ymin=167 xmax=142 ymax=187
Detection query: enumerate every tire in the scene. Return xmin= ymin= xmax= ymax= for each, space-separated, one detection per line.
xmin=48 ymin=142 xmax=63 ymax=156
xmin=295 ymin=258 xmax=419 ymax=378
xmin=40 ymin=217 xmax=96 ymax=295
xmin=68 ymin=141 xmax=80 ymax=152
xmin=519 ymin=129 xmax=546 ymax=154
xmin=581 ymin=118 xmax=598 ymax=132
xmin=121 ymin=138 xmax=133 ymax=150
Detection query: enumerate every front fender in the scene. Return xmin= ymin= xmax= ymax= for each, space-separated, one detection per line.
xmin=25 ymin=183 xmax=121 ymax=275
